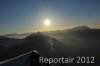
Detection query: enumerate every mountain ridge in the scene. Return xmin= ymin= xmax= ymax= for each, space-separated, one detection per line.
xmin=1 ymin=25 xmax=100 ymax=38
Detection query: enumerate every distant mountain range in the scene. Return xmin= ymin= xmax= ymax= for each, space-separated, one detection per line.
xmin=1 ymin=25 xmax=100 ymax=38
xmin=1 ymin=33 xmax=32 ymax=39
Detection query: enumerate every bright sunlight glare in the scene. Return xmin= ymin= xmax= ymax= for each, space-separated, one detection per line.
xmin=44 ymin=19 xmax=51 ymax=26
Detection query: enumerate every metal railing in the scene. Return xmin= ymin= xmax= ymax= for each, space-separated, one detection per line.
xmin=0 ymin=50 xmax=38 ymax=66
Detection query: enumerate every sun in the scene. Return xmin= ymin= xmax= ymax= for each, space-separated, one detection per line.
xmin=44 ymin=19 xmax=51 ymax=26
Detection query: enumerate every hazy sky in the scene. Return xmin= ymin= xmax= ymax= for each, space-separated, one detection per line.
xmin=0 ymin=0 xmax=100 ymax=35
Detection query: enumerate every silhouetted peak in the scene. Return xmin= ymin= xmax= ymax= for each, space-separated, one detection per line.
xmin=25 ymin=32 xmax=50 ymax=41
xmin=72 ymin=25 xmax=90 ymax=30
